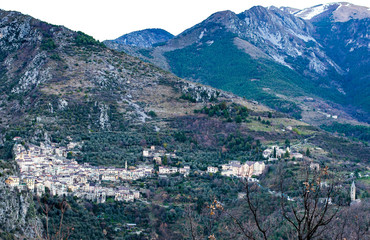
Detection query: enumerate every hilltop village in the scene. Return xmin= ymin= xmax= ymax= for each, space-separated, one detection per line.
xmin=5 ymin=141 xmax=270 ymax=203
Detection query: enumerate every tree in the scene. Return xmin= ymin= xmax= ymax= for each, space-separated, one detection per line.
xmin=277 ymin=165 xmax=339 ymax=240
xmin=66 ymin=151 xmax=73 ymax=159
xmin=148 ymin=111 xmax=157 ymax=117
xmin=211 ymin=163 xmax=341 ymax=240
xmin=235 ymin=116 xmax=242 ymax=123
xmin=306 ymin=148 xmax=311 ymax=157
xmin=163 ymin=155 xmax=168 ymax=165
xmin=285 ymin=139 xmax=290 ymax=148
xmin=273 ymin=147 xmax=277 ymax=158
xmin=35 ymin=197 xmax=72 ymax=240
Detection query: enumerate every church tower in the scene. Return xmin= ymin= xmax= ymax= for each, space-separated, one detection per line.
xmin=351 ymin=181 xmax=356 ymax=202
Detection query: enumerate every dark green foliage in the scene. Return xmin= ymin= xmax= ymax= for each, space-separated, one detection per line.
xmin=138 ymin=49 xmax=154 ymax=59
xmin=36 ymin=196 xmax=104 ymax=240
xmin=285 ymin=139 xmax=290 ymax=148
xmin=173 ymin=131 xmax=187 ymax=143
xmin=40 ymin=38 xmax=57 ymax=51
xmin=195 ymin=102 xmax=249 ymax=122
xmin=180 ymin=93 xmax=196 ymax=103
xmin=222 ymin=133 xmax=254 ymax=153
xmin=148 ymin=111 xmax=157 ymax=118
xmin=50 ymin=53 xmax=61 ymax=61
xmin=75 ymin=31 xmax=104 ymax=47
xmin=321 ymin=122 xmax=370 ymax=142
xmin=67 ymin=151 xmax=73 ymax=159
xmin=0 ymin=50 xmax=8 ymax=62
xmin=0 ymin=140 xmax=14 ymax=160
xmin=0 ymin=232 xmax=14 ymax=240
xmin=164 ymin=30 xmax=336 ymax=118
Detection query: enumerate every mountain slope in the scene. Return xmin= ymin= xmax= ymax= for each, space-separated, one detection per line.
xmin=104 ymin=28 xmax=173 ymax=49
xmin=125 ymin=7 xmax=350 ymax=121
xmin=104 ymin=3 xmax=369 ymax=123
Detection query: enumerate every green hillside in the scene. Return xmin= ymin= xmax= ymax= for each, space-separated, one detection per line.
xmin=164 ymin=31 xmax=344 ymax=119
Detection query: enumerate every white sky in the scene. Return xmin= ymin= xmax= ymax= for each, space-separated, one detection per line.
xmin=0 ymin=0 xmax=368 ymax=41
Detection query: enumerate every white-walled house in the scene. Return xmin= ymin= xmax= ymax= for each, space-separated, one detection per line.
xmin=207 ymin=166 xmax=219 ymax=174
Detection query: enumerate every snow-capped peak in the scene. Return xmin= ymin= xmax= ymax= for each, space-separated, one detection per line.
xmin=295 ymin=3 xmax=339 ymax=20
xmin=294 ymin=2 xmax=370 ymax=22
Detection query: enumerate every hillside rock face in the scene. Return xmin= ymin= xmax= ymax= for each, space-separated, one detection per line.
xmin=160 ymin=6 xmax=340 ymax=77
xmin=104 ymin=28 xmax=173 ymax=49
xmin=0 ymin=176 xmax=43 ymax=238
xmin=235 ymin=6 xmax=342 ymax=76
xmin=0 ymin=10 xmax=213 ymax=128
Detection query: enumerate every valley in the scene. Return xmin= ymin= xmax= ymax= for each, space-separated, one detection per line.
xmin=0 ymin=3 xmax=369 ymax=240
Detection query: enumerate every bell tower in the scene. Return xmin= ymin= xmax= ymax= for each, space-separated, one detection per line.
xmin=350 ymin=181 xmax=356 ymax=202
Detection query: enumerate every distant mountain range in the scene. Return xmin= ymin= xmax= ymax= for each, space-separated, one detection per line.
xmin=104 ymin=2 xmax=370 ymax=124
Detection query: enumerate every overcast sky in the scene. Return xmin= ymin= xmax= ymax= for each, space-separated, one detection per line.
xmin=1 ymin=0 xmax=369 ymax=41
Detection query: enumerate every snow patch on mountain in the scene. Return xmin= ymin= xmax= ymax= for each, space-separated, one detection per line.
xmin=297 ymin=4 xmax=328 ymax=20
xmin=295 ymin=2 xmax=342 ymax=20
xmin=199 ymin=29 xmax=206 ymax=39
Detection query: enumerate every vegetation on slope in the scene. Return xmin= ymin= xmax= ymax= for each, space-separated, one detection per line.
xmin=164 ymin=30 xmax=346 ymax=120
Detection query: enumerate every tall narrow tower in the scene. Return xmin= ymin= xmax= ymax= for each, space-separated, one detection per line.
xmin=125 ymin=160 xmax=128 ymax=170
xmin=351 ymin=181 xmax=356 ymax=202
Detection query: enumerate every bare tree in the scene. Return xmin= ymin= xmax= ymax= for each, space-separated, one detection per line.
xmin=328 ymin=200 xmax=370 ymax=240
xmin=278 ymin=165 xmax=339 ymax=240
xmin=35 ymin=197 xmax=72 ymax=240
xmin=211 ymin=163 xmax=343 ymax=240
xmin=184 ymin=205 xmax=202 ymax=240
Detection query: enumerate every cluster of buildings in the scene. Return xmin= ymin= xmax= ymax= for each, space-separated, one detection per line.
xmin=158 ymin=166 xmax=190 ymax=176
xmin=263 ymin=146 xmax=303 ymax=161
xmin=6 ymin=141 xmax=271 ymax=203
xmin=6 ymin=143 xmax=151 ymax=202
xmin=143 ymin=145 xmax=177 ymax=165
xmin=206 ymin=160 xmax=266 ymax=178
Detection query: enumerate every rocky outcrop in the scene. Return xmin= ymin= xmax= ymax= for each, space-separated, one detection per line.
xmin=0 ymin=175 xmax=43 ymax=239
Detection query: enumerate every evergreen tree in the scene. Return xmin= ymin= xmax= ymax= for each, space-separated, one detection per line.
xmin=285 ymin=139 xmax=290 ymax=148
xmin=306 ymin=148 xmax=311 ymax=157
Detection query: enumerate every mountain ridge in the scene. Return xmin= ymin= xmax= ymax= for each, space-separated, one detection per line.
xmin=103 ymin=2 xmax=369 ymax=123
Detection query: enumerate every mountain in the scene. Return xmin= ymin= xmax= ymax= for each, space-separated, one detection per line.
xmin=295 ymin=2 xmax=370 ymax=22
xmin=104 ymin=28 xmax=173 ymax=49
xmin=279 ymin=6 xmax=301 ymax=15
xmin=297 ymin=3 xmax=370 ymax=120
xmin=0 ymin=8 xmax=369 ymax=240
xmin=104 ymin=2 xmax=369 ymax=124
